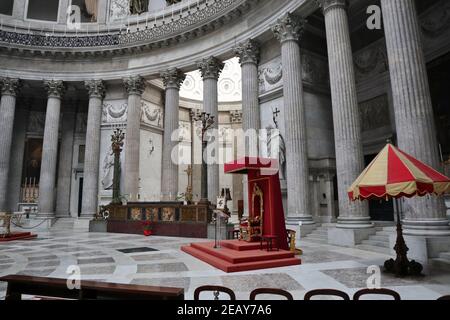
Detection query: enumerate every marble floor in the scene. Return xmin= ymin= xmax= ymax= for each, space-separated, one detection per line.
xmin=0 ymin=230 xmax=449 ymax=300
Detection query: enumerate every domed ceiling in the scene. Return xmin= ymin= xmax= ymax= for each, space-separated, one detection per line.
xmin=180 ymin=57 xmax=242 ymax=103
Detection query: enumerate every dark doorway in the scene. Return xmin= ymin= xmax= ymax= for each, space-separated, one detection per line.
xmin=428 ymin=52 xmax=450 ymax=164
xmin=364 ymin=154 xmax=394 ymax=221
xmin=22 ymin=138 xmax=43 ymax=184
xmin=78 ymin=177 xmax=84 ymax=217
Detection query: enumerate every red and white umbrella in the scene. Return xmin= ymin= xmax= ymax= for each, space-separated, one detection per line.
xmin=348 ymin=144 xmax=450 ymax=201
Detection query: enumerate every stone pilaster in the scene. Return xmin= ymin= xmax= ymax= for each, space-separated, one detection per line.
xmin=38 ymin=80 xmax=65 ymax=217
xmin=7 ymin=101 xmax=30 ymax=212
xmin=160 ymin=68 xmax=186 ymax=201
xmin=81 ymin=80 xmax=106 ymax=217
xmin=381 ymin=0 xmax=450 ymax=236
xmin=123 ymin=76 xmax=145 ymax=201
xmin=55 ymin=103 xmax=76 ymax=217
xmin=318 ymin=0 xmax=373 ymax=245
xmin=0 ymin=78 xmax=21 ymax=211
xmin=272 ymin=14 xmax=313 ymax=228
xmin=198 ymin=57 xmax=224 ymax=204
xmin=234 ymin=39 xmax=260 ymax=157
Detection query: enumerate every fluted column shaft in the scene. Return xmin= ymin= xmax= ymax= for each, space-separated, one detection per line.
xmin=81 ymin=80 xmax=106 ymax=217
xmin=7 ymin=104 xmax=29 ymax=212
xmin=321 ymin=1 xmax=371 ymax=228
xmin=272 ymin=14 xmax=312 ymax=223
xmin=55 ymin=106 xmax=76 ymax=217
xmin=123 ymin=77 xmax=145 ymax=201
xmin=38 ymin=80 xmax=65 ymax=217
xmin=381 ymin=0 xmax=449 ymax=235
xmin=0 ymin=78 xmax=20 ymax=211
xmin=198 ymin=57 xmax=224 ymax=204
xmin=235 ymin=40 xmax=260 ymax=157
xmin=161 ymin=69 xmax=186 ymax=201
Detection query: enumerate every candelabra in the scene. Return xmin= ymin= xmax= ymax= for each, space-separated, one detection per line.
xmin=193 ymin=112 xmax=215 ymax=203
xmin=111 ymin=128 xmax=125 ymax=205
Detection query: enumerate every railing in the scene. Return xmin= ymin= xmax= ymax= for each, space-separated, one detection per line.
xmin=0 ymin=0 xmax=243 ymax=49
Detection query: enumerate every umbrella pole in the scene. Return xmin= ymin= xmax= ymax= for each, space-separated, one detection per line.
xmin=384 ymin=199 xmax=423 ymax=277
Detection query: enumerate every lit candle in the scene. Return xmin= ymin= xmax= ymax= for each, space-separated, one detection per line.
xmin=28 ymin=22 xmax=31 ymax=34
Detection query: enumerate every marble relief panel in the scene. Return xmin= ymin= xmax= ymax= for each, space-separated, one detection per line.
xmin=358 ymin=94 xmax=391 ymax=132
xmin=102 ymin=100 xmax=128 ymax=124
xmin=139 ymin=129 xmax=162 ymax=201
xmin=141 ymin=100 xmax=163 ymax=128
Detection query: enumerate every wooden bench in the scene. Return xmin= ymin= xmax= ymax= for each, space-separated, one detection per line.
xmin=0 ymin=275 xmax=184 ymax=300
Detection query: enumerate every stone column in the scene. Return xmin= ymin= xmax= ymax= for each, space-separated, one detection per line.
xmin=230 ymin=110 xmax=244 ymax=223
xmin=0 ymin=78 xmax=21 ymax=212
xmin=58 ymin=0 xmax=71 ymax=24
xmin=123 ymin=76 xmax=145 ymax=201
xmin=12 ymin=0 xmax=27 ymax=19
xmin=381 ymin=0 xmax=450 ymax=236
xmin=318 ymin=0 xmax=374 ymax=245
xmin=38 ymin=80 xmax=65 ymax=217
xmin=81 ymin=80 xmax=106 ymax=217
xmin=272 ymin=14 xmax=314 ymax=231
xmin=234 ymin=39 xmax=260 ymax=157
xmin=7 ymin=101 xmax=29 ymax=212
xmin=198 ymin=57 xmax=224 ymax=204
xmin=55 ymin=102 xmax=76 ymax=217
xmin=160 ymin=68 xmax=186 ymax=201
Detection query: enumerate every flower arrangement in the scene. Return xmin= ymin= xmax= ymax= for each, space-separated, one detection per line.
xmin=141 ymin=220 xmax=153 ymax=236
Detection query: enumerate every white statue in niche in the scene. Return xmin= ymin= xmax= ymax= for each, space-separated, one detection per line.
xmin=101 ymin=146 xmax=115 ymax=190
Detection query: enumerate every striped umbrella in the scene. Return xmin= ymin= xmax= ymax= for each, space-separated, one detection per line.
xmin=348 ymin=143 xmax=450 ymax=201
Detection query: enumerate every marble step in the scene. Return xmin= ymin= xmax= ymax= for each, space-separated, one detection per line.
xmin=360 ymin=239 xmax=390 ymax=248
xmin=356 ymin=244 xmax=391 ymax=255
xmin=305 ymin=234 xmax=327 ymax=241
xmin=376 ymin=230 xmax=395 ymax=236
xmin=430 ymin=258 xmax=450 ymax=271
xmin=439 ymin=252 xmax=450 ymax=260
xmin=309 ymin=229 xmax=328 ymax=236
xmin=368 ymin=234 xmax=390 ymax=242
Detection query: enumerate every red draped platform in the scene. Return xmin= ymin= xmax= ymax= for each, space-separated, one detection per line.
xmin=0 ymin=232 xmax=37 ymax=242
xmin=181 ymin=157 xmax=301 ymax=272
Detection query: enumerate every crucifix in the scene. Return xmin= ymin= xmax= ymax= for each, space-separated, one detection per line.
xmin=272 ymin=107 xmax=280 ymax=129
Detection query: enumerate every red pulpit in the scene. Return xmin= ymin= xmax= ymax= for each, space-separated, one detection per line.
xmin=224 ymin=157 xmax=288 ymax=250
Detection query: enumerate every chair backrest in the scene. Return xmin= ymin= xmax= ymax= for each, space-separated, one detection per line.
xmin=286 ymin=229 xmax=296 ymax=252
xmin=193 ymin=286 xmax=236 ymax=300
xmin=250 ymin=288 xmax=293 ymax=300
xmin=304 ymin=289 xmax=350 ymax=300
xmin=353 ymin=288 xmax=401 ymax=300
xmin=437 ymin=295 xmax=450 ymax=300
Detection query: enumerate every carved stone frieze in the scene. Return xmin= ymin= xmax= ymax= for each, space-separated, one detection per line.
xmin=141 ymin=101 xmax=163 ymax=127
xmin=102 ymin=102 xmax=128 ymax=123
xmin=359 ymin=94 xmax=391 ymax=131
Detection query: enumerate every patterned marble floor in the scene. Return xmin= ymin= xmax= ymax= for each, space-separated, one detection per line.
xmin=0 ymin=230 xmax=449 ymax=300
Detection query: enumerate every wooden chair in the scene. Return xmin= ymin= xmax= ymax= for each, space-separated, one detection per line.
xmin=250 ymin=288 xmax=293 ymax=300
xmin=286 ymin=229 xmax=296 ymax=252
xmin=304 ymin=289 xmax=350 ymax=300
xmin=353 ymin=288 xmax=401 ymax=300
xmin=193 ymin=285 xmax=236 ymax=300
xmin=437 ymin=295 xmax=450 ymax=300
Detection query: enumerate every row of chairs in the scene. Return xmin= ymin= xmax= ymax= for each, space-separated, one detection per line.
xmin=194 ymin=286 xmax=450 ymax=300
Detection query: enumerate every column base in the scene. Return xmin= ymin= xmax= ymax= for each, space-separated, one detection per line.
xmin=402 ymin=218 xmax=450 ymax=237
xmin=328 ymin=225 xmax=376 ymax=246
xmin=388 ymin=234 xmax=450 ymax=263
xmin=335 ymin=216 xmax=374 ymax=229
xmin=286 ymin=216 xmax=316 ymax=239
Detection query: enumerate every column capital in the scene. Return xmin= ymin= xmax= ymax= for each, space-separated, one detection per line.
xmin=234 ymin=39 xmax=260 ymax=65
xmin=197 ymin=56 xmax=225 ymax=80
xmin=85 ymin=80 xmax=106 ymax=99
xmin=44 ymin=80 xmax=65 ymax=98
xmin=160 ymin=68 xmax=186 ymax=90
xmin=0 ymin=78 xmax=21 ymax=97
xmin=123 ymin=76 xmax=145 ymax=96
xmin=315 ymin=0 xmax=348 ymax=14
xmin=272 ymin=13 xmax=306 ymax=43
